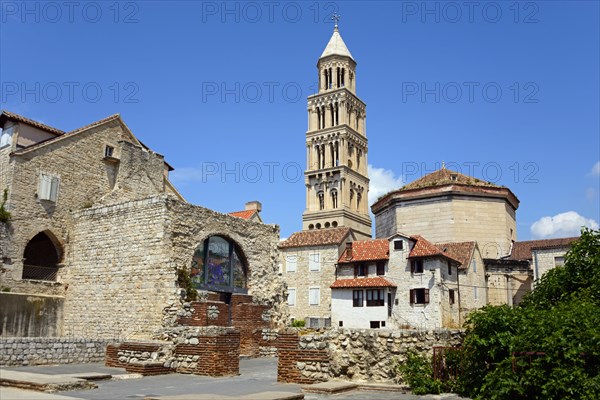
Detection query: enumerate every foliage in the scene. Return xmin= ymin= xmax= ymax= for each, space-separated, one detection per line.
xmin=395 ymin=350 xmax=443 ymax=395
xmin=0 ymin=189 xmax=11 ymax=223
xmin=291 ymin=319 xmax=305 ymax=328
xmin=176 ymin=268 xmax=198 ymax=302
xmin=455 ymin=228 xmax=600 ymax=400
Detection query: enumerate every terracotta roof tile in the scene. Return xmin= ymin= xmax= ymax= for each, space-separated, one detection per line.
xmin=400 ymin=168 xmax=503 ymax=191
xmin=0 ymin=110 xmax=64 ymax=135
xmin=435 ymin=241 xmax=476 ymax=270
xmin=228 ymin=210 xmax=257 ymax=220
xmin=338 ymin=239 xmax=389 ymax=263
xmin=279 ymin=227 xmax=352 ymax=249
xmin=409 ymin=235 xmax=461 ymax=264
xmin=331 ymin=276 xmax=396 ymax=289
xmin=507 ymin=237 xmax=579 ymax=261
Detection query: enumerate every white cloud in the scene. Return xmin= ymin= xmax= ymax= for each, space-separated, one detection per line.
xmin=589 ymin=161 xmax=600 ymax=177
xmin=368 ymin=165 xmax=404 ymax=206
xmin=530 ymin=211 xmax=598 ymax=239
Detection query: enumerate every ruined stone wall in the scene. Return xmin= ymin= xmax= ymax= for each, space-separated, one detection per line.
xmin=165 ymin=198 xmax=288 ymax=327
xmin=0 ymin=337 xmax=112 ymax=367
xmin=278 ymin=328 xmax=464 ymax=384
xmin=65 ymin=196 xmax=178 ymax=339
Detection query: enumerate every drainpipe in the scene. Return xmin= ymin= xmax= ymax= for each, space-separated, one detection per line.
xmin=456 ymin=263 xmax=461 ymax=325
xmin=533 ymin=252 xmax=539 ymax=287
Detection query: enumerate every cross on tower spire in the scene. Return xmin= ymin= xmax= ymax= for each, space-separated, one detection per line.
xmin=332 ymin=13 xmax=340 ymax=30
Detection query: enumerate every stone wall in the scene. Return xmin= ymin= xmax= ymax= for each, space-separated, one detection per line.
xmin=532 ymin=247 xmax=568 ymax=283
xmin=375 ymin=196 xmax=516 ymax=259
xmin=0 ymin=293 xmax=64 ymax=337
xmin=166 ymin=198 xmax=288 ymax=327
xmin=65 ymin=196 xmax=177 ymax=339
xmin=278 ymin=328 xmax=464 ymax=383
xmin=0 ymin=337 xmax=112 ymax=366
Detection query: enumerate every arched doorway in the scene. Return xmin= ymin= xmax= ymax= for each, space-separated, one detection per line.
xmin=22 ymin=231 xmax=62 ymax=281
xmin=189 ymin=235 xmax=248 ymax=297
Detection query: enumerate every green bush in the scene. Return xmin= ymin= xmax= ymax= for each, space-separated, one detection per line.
xmin=176 ymin=268 xmax=198 ymax=302
xmin=291 ymin=319 xmax=305 ymax=328
xmin=456 ymin=228 xmax=600 ymax=400
xmin=0 ymin=189 xmax=11 ymax=223
xmin=395 ymin=350 xmax=443 ymax=395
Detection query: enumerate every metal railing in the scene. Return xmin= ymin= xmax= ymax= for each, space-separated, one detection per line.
xmin=22 ymin=264 xmax=58 ymax=281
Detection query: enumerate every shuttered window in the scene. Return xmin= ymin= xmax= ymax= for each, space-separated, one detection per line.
xmin=409 ymin=288 xmax=429 ymax=304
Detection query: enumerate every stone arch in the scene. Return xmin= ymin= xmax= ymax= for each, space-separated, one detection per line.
xmin=22 ymin=230 xmax=63 ymax=281
xmin=188 ymin=234 xmax=249 ymax=295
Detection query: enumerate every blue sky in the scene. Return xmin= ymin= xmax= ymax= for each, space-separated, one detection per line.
xmin=1 ymin=0 xmax=598 ymax=240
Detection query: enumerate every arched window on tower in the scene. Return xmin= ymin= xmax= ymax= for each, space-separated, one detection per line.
xmin=357 ymin=149 xmax=361 ymax=171
xmin=335 ymin=103 xmax=339 ymax=126
xmin=331 ymin=190 xmax=338 ymax=208
xmin=318 ymin=191 xmax=325 ymax=210
xmin=357 ymin=192 xmax=362 ymax=211
xmin=349 ymin=189 xmax=354 ymax=205
xmin=190 ymin=236 xmax=248 ymax=294
xmin=341 ymin=68 xmax=345 ymax=87
xmin=329 ymin=143 xmax=334 ymax=168
xmin=317 ymin=108 xmax=321 ymax=130
xmin=328 ymin=68 xmax=333 ymax=89
xmin=335 ymin=141 xmax=339 ymax=166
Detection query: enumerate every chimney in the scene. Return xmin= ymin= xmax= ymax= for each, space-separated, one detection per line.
xmin=245 ymin=201 xmax=262 ymax=213
xmin=345 ymin=242 xmax=353 ymax=261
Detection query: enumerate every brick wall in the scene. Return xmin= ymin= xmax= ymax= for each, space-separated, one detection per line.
xmin=277 ymin=332 xmax=329 ymax=384
xmin=174 ymin=330 xmax=240 ymax=376
xmin=177 ymin=301 xmax=230 ymax=327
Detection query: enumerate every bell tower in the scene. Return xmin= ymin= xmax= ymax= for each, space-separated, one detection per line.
xmin=302 ymin=19 xmax=372 ymax=240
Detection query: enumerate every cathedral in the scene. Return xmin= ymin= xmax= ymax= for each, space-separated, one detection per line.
xmin=279 ymin=23 xmax=578 ymax=329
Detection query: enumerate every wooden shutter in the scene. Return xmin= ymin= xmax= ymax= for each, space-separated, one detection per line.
xmin=424 ymin=289 xmax=430 ymax=304
xmin=409 ymin=289 xmax=414 ymax=304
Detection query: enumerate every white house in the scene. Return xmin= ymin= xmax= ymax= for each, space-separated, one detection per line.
xmin=331 ymin=234 xmax=484 ymax=330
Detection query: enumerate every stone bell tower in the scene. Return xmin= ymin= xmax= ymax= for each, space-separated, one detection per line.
xmin=302 ymin=19 xmax=372 ymax=240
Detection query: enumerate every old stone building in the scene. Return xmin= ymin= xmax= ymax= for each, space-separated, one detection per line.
xmin=372 ymin=167 xmax=519 ymax=259
xmin=0 ymin=111 xmax=286 ymax=341
xmin=330 ymin=234 xmax=485 ymax=330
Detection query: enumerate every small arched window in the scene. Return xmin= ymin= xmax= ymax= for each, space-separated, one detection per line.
xmin=190 ymin=236 xmax=248 ymax=294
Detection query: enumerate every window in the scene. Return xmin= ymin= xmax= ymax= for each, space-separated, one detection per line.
xmin=370 ymin=321 xmax=380 ymax=329
xmin=393 ymin=240 xmax=403 ymax=250
xmin=376 ymin=262 xmax=385 ymax=276
xmin=352 ymin=290 xmax=364 ymax=307
xmin=309 ymin=252 xmax=320 ymax=272
xmin=104 ymin=145 xmax=115 ymax=158
xmin=287 ymin=288 xmax=296 ymax=306
xmin=448 ymin=261 xmax=452 ymax=275
xmin=309 ymin=288 xmax=320 ymax=306
xmin=0 ymin=126 xmax=14 ymax=148
xmin=366 ymin=289 xmax=384 ymax=307
xmin=38 ymin=173 xmax=60 ymax=202
xmin=474 ymin=287 xmax=478 ymax=300
xmin=449 ymin=289 xmax=455 ymax=305
xmin=472 ymin=258 xmax=477 ymax=272
xmin=411 ymin=259 xmax=424 ymax=274
xmin=355 ymin=264 xmax=367 ymax=277
xmin=409 ymin=288 xmax=430 ymax=304
xmin=189 ymin=235 xmax=248 ymax=293
xmin=339 ymin=321 xmax=343 ymax=327
xmin=554 ymin=256 xmax=565 ymax=267
xmin=381 ymin=321 xmax=386 ymax=327
xmin=286 ymin=254 xmax=297 ymax=272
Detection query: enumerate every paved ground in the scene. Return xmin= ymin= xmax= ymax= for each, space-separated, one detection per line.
xmin=1 ymin=358 xmax=469 ymax=400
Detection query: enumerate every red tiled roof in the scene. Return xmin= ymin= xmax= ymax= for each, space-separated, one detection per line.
xmin=338 ymin=239 xmax=389 ymax=263
xmin=279 ymin=227 xmax=352 ymax=249
xmin=331 ymin=277 xmax=397 ymax=289
xmin=507 ymin=237 xmax=578 ymax=261
xmin=435 ymin=242 xmax=476 ymax=270
xmin=409 ymin=235 xmax=461 ymax=264
xmin=0 ymin=110 xmax=64 ymax=135
xmin=228 ymin=210 xmax=257 ymax=220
